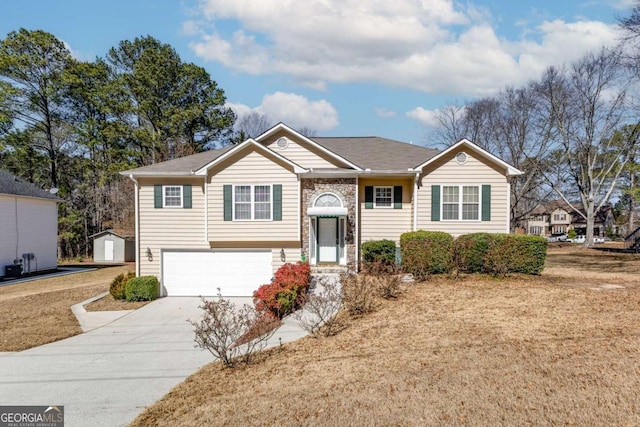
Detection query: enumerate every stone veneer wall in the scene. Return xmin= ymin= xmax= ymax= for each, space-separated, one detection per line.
xmin=301 ymin=178 xmax=356 ymax=269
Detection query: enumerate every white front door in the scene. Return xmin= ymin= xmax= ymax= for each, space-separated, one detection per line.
xmin=318 ymin=217 xmax=338 ymax=263
xmin=104 ymin=240 xmax=114 ymax=261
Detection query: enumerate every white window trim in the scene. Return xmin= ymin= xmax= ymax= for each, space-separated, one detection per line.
xmin=163 ymin=185 xmax=183 ymax=208
xmin=374 ymin=186 xmax=393 ymax=209
xmin=232 ymin=184 xmax=273 ymax=222
xmin=440 ymin=184 xmax=482 ymax=222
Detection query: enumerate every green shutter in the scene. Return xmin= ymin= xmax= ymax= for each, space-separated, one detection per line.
xmin=482 ymin=185 xmax=491 ymax=221
xmin=365 ymin=186 xmax=373 ymax=209
xmin=394 ymin=186 xmax=403 ymax=209
xmin=223 ymin=185 xmax=232 ymax=221
xmin=154 ymin=184 xmax=162 ymax=208
xmin=183 ymin=185 xmax=192 ymax=209
xmin=431 ymin=185 xmax=440 ymax=221
xmin=273 ymin=184 xmax=282 ymax=221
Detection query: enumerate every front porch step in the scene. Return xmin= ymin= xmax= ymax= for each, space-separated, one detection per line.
xmin=311 ymin=265 xmax=349 ymax=275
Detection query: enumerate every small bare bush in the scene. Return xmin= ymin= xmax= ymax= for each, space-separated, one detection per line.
xmin=294 ymin=276 xmax=343 ymax=337
xmin=190 ymin=291 xmax=278 ymax=368
xmin=372 ymin=274 xmax=403 ymax=300
xmin=341 ymin=273 xmax=379 ymax=316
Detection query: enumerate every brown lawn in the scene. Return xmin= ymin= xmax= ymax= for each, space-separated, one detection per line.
xmin=0 ymin=265 xmax=132 ymax=351
xmin=131 ymin=245 xmax=640 ymax=426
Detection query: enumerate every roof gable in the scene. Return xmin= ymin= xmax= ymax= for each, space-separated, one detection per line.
xmin=413 ymin=138 xmax=523 ymax=177
xmin=255 ymin=123 xmax=363 ymax=171
xmin=194 ymin=138 xmax=306 ymax=175
xmin=0 ymin=169 xmax=61 ymax=201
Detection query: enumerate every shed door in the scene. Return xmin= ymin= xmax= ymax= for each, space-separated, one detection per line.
xmin=104 ymin=240 xmax=114 ymax=261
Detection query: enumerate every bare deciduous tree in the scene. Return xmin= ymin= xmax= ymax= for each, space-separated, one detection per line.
xmin=537 ymin=48 xmax=637 ymax=246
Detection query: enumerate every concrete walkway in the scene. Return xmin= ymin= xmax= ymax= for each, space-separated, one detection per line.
xmin=0 ymin=296 xmax=310 ymax=427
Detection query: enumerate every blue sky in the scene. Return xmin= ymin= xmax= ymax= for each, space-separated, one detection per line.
xmin=0 ymin=0 xmax=633 ymax=146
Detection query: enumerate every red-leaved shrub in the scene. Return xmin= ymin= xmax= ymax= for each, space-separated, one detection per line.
xmin=254 ymin=262 xmax=311 ymax=318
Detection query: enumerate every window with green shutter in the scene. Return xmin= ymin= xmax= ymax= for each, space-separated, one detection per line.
xmin=155 ymin=184 xmax=191 ymax=209
xmin=431 ymin=184 xmax=490 ymax=221
xmin=223 ymin=184 xmax=281 ymax=221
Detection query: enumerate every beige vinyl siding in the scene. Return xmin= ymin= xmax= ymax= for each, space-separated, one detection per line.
xmin=417 ymin=149 xmax=508 ymax=236
xmin=272 ymin=247 xmax=303 ymax=272
xmin=137 ymin=178 xmax=207 ymax=277
xmin=359 ymin=178 xmax=413 ymax=244
xmin=208 ymin=148 xmax=299 ymax=241
xmin=266 ymin=133 xmax=342 ymax=169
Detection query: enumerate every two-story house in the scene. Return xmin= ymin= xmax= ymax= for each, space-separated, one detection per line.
xmin=121 ymin=124 xmax=522 ymax=296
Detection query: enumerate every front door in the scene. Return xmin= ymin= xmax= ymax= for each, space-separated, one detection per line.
xmin=318 ymin=217 xmax=338 ymax=263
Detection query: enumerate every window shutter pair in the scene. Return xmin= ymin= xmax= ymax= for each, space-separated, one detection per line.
xmin=364 ymin=186 xmax=403 ymax=209
xmin=430 ymin=184 xmax=491 ymax=221
xmin=154 ymin=185 xmax=192 ymax=209
xmin=223 ymin=184 xmax=282 ymax=221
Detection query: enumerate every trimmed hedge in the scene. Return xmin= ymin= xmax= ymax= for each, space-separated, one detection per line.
xmin=125 ymin=276 xmax=159 ymax=302
xmin=109 ymin=271 xmax=136 ymax=300
xmin=400 ymin=230 xmax=454 ymax=280
xmin=361 ymin=239 xmax=396 ymax=264
xmin=361 ymin=239 xmax=398 ymax=274
xmin=454 ymin=233 xmax=491 ymax=274
xmin=455 ymin=233 xmax=547 ymax=276
xmin=487 ymin=234 xmax=547 ymax=275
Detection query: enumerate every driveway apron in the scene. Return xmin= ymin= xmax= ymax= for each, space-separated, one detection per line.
xmin=0 ymin=297 xmax=244 ymax=427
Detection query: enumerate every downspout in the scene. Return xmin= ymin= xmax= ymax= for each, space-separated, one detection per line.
xmin=128 ymin=174 xmax=140 ymax=277
xmin=354 ymin=175 xmax=359 ymax=272
xmin=506 ymin=180 xmax=511 ymax=233
xmin=297 ymin=176 xmax=301 ymax=243
xmin=413 ymin=172 xmax=420 ymax=231
xmin=204 ymin=175 xmax=208 ymax=242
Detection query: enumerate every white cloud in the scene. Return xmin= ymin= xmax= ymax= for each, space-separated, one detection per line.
xmin=228 ymin=92 xmax=339 ymax=132
xmin=406 ymin=105 xmax=467 ymax=127
xmin=375 ymin=108 xmax=396 ymax=118
xmin=606 ymin=0 xmax=635 ymax=10
xmin=406 ymin=107 xmax=441 ymax=127
xmin=189 ymin=0 xmax=621 ymax=96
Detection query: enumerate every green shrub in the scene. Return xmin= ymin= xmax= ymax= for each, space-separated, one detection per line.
xmin=454 ymin=233 xmax=491 ymax=273
xmin=567 ymin=229 xmax=577 ymax=239
xmin=361 ymin=239 xmax=398 ymax=274
xmin=125 ymin=276 xmax=159 ymax=301
xmin=110 ymin=271 xmax=136 ymax=300
xmin=400 ymin=230 xmax=454 ymax=280
xmin=476 ymin=234 xmax=547 ymax=276
xmin=361 ymin=239 xmax=396 ymax=263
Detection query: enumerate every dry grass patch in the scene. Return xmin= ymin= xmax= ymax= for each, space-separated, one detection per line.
xmin=84 ymin=295 xmax=149 ymax=312
xmin=132 ymin=246 xmax=640 ymax=426
xmin=0 ymin=265 xmax=131 ymax=351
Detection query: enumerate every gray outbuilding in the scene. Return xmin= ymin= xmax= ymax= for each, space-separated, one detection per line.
xmin=91 ymin=230 xmax=135 ymax=262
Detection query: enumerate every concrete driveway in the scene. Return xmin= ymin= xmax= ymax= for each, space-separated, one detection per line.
xmin=0 ymin=297 xmax=250 ymax=427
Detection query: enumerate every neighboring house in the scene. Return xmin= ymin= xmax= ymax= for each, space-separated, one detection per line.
xmin=91 ymin=230 xmax=135 ymax=263
xmin=0 ymin=169 xmax=61 ymax=278
xmin=121 ymin=123 xmax=522 ymax=297
xmin=525 ymin=200 xmax=614 ymax=237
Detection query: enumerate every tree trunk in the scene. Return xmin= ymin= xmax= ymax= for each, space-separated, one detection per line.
xmin=629 ymin=172 xmax=636 ymax=235
xmin=585 ymin=204 xmax=595 ymax=247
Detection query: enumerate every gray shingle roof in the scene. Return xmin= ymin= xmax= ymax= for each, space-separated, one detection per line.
xmin=121 ymin=136 xmax=440 ymax=175
xmin=121 ymin=145 xmax=234 ymax=175
xmin=311 ymin=136 xmax=439 ymax=170
xmin=0 ymin=169 xmax=61 ymax=201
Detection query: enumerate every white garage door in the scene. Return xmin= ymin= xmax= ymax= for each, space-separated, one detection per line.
xmin=162 ymin=250 xmax=272 ymax=296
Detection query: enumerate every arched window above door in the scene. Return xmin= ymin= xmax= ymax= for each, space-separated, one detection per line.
xmin=314 ymin=193 xmax=342 ymax=208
